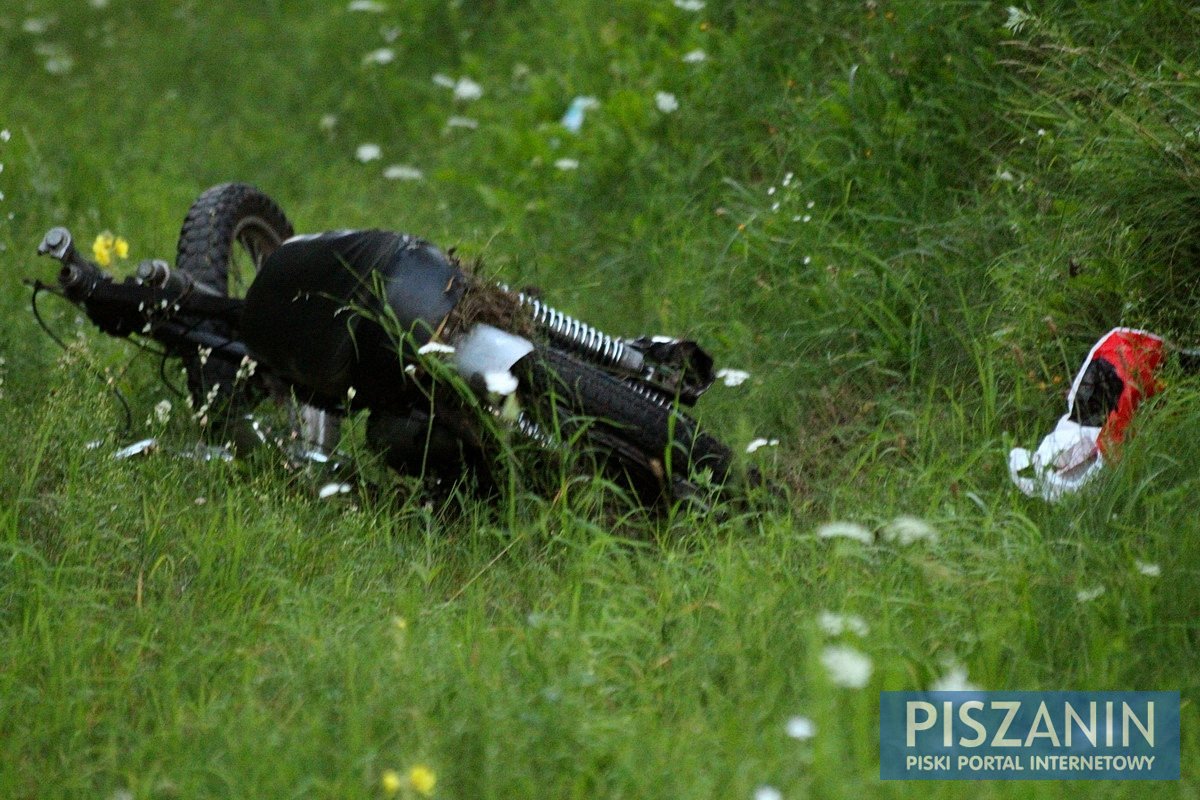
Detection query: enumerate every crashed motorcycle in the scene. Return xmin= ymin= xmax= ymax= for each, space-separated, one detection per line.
xmin=32 ymin=183 xmax=736 ymax=502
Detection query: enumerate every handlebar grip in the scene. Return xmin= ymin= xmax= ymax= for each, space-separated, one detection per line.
xmin=36 ymin=226 xmax=107 ymax=299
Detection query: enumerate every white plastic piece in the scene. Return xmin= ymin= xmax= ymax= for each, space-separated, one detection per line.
xmin=453 ymin=324 xmax=535 ymax=392
xmin=1008 ymin=415 xmax=1103 ymax=501
xmin=113 ymin=438 xmax=157 ymax=459
xmin=560 ymin=96 xmax=600 ymax=134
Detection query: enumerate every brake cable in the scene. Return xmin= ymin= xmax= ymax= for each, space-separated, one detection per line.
xmin=30 ymin=280 xmax=134 ymax=435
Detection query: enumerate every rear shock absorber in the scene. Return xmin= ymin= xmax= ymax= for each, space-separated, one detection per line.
xmin=506 ymin=287 xmax=645 ymax=374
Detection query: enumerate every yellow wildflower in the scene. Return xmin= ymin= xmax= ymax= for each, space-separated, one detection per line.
xmin=92 ymin=232 xmax=115 ymax=267
xmin=91 ymin=232 xmax=130 ymax=267
xmin=381 ymin=769 xmax=403 ymax=795
xmin=408 ymin=765 xmax=437 ymax=797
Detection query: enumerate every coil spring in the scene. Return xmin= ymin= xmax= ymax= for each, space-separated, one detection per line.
xmin=622 ymin=377 xmax=673 ymax=409
xmin=514 ymin=410 xmax=555 ymax=448
xmin=508 ymin=287 xmax=640 ymax=372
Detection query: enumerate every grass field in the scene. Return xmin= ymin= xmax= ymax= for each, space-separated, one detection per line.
xmin=0 ymin=1 xmax=1197 ymax=797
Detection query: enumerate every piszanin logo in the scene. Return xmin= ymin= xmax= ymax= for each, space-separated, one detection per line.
xmin=879 ymin=691 xmax=1180 ymax=780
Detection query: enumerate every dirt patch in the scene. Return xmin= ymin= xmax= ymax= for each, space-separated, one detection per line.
xmin=438 ymin=257 xmax=534 ymax=340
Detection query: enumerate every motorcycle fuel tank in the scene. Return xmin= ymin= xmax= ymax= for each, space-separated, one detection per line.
xmin=240 ymin=229 xmax=467 ymax=410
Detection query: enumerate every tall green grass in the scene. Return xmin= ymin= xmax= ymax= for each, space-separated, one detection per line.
xmin=0 ymin=1 xmax=1196 ymax=797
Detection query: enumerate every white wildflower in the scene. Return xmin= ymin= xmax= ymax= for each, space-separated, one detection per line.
xmin=817 ymin=611 xmax=869 ymax=637
xmin=785 ymin=716 xmax=816 ymax=741
xmin=673 ymin=0 xmax=705 ymax=10
xmin=42 ymin=51 xmax=74 ymax=75
xmin=0 ymin=130 xmax=10 ymax=142
xmin=445 ymin=116 xmax=479 ymax=130
xmin=22 ymin=18 xmax=51 ymax=35
xmin=355 ymin=143 xmax=382 ymax=162
xmin=318 ymin=113 xmax=338 ymax=133
xmin=417 ymin=341 xmax=456 ymax=355
xmin=453 ymin=77 xmax=484 ymax=101
xmin=1135 ymin=561 xmax=1161 ymax=577
xmin=931 ymin=663 xmax=981 ymax=692
xmin=318 ymin=482 xmax=353 ymax=499
xmin=483 ymin=370 xmax=519 ymax=395
xmin=554 ymin=158 xmax=580 ymax=171
xmin=716 ymin=368 xmax=749 ymax=386
xmin=806 ymin=199 xmax=815 ymax=208
xmin=432 ymin=73 xmax=456 ymax=88
xmin=348 ymin=0 xmax=387 ymax=11
xmin=1076 ymin=585 xmax=1105 ymax=603
xmin=820 ymin=644 xmax=873 ymax=688
xmin=817 ymin=521 xmax=872 ymax=544
xmin=745 ymin=437 xmax=779 ymax=454
xmin=383 ymin=164 xmax=424 ymax=181
xmin=362 ymin=47 xmax=395 ymax=65
xmin=89 ymin=0 xmax=111 ymax=7
xmin=153 ymin=399 xmax=172 ymax=425
xmin=883 ymin=515 xmax=938 ymax=545
xmin=996 ymin=168 xmax=1015 ymax=182
xmin=655 ymin=91 xmax=680 ymax=113
xmin=682 ymin=49 xmax=707 ymax=63
xmin=753 ymin=787 xmax=781 ymax=800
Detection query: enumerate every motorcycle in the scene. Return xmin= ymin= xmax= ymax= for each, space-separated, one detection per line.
xmin=32 ymin=183 xmax=737 ymax=503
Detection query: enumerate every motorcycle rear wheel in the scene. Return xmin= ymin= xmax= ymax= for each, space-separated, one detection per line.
xmin=515 ymin=347 xmax=734 ymax=500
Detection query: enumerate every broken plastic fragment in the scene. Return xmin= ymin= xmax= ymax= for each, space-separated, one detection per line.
xmin=318 ymin=482 xmax=353 ymax=499
xmin=483 ymin=370 xmax=519 ymax=396
xmin=113 ymin=438 xmax=157 ymax=459
xmin=560 ymin=96 xmax=600 ymax=133
xmin=716 ymin=368 xmax=749 ymax=387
